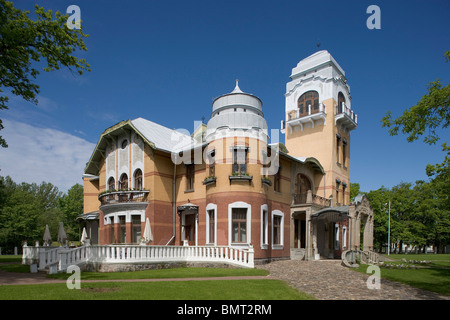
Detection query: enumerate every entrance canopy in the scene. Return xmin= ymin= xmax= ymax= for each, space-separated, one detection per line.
xmin=177 ymin=203 xmax=198 ymax=213
xmin=311 ymin=206 xmax=349 ymax=223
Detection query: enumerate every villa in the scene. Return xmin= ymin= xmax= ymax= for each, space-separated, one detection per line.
xmin=77 ymin=50 xmax=374 ymax=266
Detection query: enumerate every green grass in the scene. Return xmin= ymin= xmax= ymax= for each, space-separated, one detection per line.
xmin=0 ymin=265 xmax=312 ymax=300
xmin=47 ymin=266 xmax=268 ymax=280
xmin=0 ymin=255 xmax=22 ymax=263
xmin=0 ymin=280 xmax=313 ymax=300
xmin=356 ymin=254 xmax=450 ymax=296
xmin=0 ymin=263 xmax=30 ymax=273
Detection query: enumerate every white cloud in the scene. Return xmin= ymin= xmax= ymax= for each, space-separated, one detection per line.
xmin=0 ymin=119 xmax=95 ymax=192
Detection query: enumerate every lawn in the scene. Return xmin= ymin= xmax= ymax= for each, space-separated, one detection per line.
xmin=0 ymin=279 xmax=312 ymax=300
xmin=0 ymin=261 xmax=314 ymax=300
xmin=46 ymin=266 xmax=269 ymax=280
xmin=356 ymin=254 xmax=450 ymax=296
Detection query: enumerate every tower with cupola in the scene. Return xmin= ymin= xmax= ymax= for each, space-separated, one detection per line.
xmin=282 ymin=51 xmax=358 ymax=206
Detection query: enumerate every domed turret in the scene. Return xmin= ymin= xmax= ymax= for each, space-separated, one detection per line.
xmin=206 ymin=80 xmax=268 ymax=142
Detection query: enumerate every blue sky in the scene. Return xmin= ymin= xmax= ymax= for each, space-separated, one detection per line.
xmin=1 ymin=0 xmax=449 ymax=192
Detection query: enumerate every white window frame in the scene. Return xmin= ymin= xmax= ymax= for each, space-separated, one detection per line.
xmin=228 ymin=201 xmax=251 ymax=248
xmin=260 ymin=204 xmax=268 ymax=250
xmin=342 ymin=226 xmax=347 ymax=250
xmin=334 ymin=223 xmax=340 ymax=250
xmin=206 ymin=203 xmax=217 ymax=246
xmin=271 ymin=210 xmax=284 ymax=250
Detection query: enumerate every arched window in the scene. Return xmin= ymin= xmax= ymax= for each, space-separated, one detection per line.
xmin=134 ymin=169 xmax=143 ymax=189
xmin=294 ymin=174 xmax=312 ymax=204
xmin=337 ymin=92 xmax=346 ymax=114
xmin=119 ymin=173 xmax=128 ymax=190
xmin=298 ymin=91 xmax=319 ymax=116
xmin=108 ymin=177 xmax=115 ymax=191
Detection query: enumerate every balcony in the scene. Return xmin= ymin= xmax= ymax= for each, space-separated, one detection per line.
xmin=335 ymin=102 xmax=357 ymax=131
xmin=99 ymin=190 xmax=149 ymax=213
xmin=284 ymin=103 xmax=326 ymax=134
xmin=292 ymin=191 xmax=331 ymax=207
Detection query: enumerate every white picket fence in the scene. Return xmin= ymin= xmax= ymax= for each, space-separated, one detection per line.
xmin=22 ymin=244 xmax=255 ymax=272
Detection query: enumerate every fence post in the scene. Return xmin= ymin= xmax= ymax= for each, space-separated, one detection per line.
xmin=247 ymin=245 xmax=254 ymax=268
xmin=39 ymin=249 xmax=46 ymax=270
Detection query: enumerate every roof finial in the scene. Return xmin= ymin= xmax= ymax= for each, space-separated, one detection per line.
xmin=231 ymin=79 xmax=243 ymax=93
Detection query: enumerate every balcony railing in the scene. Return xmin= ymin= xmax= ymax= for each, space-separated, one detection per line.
xmin=284 ymin=103 xmax=327 ymax=134
xmin=292 ymin=192 xmax=331 ymax=207
xmin=335 ymin=102 xmax=357 ymax=130
xmin=99 ymin=190 xmax=149 ymax=205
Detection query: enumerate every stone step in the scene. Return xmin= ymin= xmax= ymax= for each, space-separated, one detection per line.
xmin=290 ymin=249 xmax=305 ymax=260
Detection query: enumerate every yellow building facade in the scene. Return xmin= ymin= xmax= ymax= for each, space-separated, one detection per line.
xmin=81 ymin=51 xmax=373 ymax=262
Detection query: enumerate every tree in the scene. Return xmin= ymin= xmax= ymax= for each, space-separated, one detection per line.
xmin=0 ymin=176 xmax=62 ymax=249
xmin=380 ymin=51 xmax=449 ymax=253
xmin=58 ymin=183 xmax=83 ymax=240
xmin=349 ymin=182 xmax=362 ymax=202
xmin=381 ymin=51 xmax=449 ymax=146
xmin=0 ymin=0 xmax=90 ymax=147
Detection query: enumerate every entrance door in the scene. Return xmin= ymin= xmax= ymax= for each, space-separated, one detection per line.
xmin=183 ymin=214 xmax=196 ymax=245
xmin=293 ymin=212 xmax=306 ymax=249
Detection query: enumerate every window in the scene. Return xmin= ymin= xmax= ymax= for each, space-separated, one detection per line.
xmin=334 ymin=224 xmax=340 ymax=250
xmin=342 ymin=226 xmax=347 ymax=250
xmin=298 ymin=91 xmax=319 ymax=116
xmin=108 ymin=177 xmax=115 ymax=191
xmin=232 ymin=147 xmax=248 ymax=175
xmin=342 ymin=139 xmax=347 ymax=167
xmin=119 ymin=173 xmax=128 ymax=189
xmin=294 ymin=173 xmax=311 ymax=204
xmin=232 ymin=208 xmax=247 ymax=243
xmin=186 ymin=164 xmax=195 ymax=190
xmin=261 ymin=205 xmax=268 ymax=249
xmin=272 ymin=210 xmax=284 ymax=248
xmin=121 ymin=139 xmax=128 ymax=149
xmin=273 ymin=166 xmax=281 ymax=192
xmin=336 ymin=181 xmax=340 ymax=205
xmin=273 ymin=216 xmax=281 ymax=245
xmin=207 ymin=150 xmax=215 ymax=177
xmin=206 ymin=204 xmax=217 ymax=245
xmin=110 ymin=217 xmax=115 ymax=243
xmin=207 ymin=210 xmax=215 ymax=244
xmin=338 ymin=92 xmax=346 ymax=114
xmin=336 ymin=134 xmax=341 ymax=164
xmin=228 ymin=202 xmax=251 ymax=246
xmin=134 ymin=169 xmax=143 ymax=189
xmin=119 ymin=216 xmax=126 ymax=243
xmin=132 ymin=215 xmax=141 ymax=243
xmin=342 ymin=183 xmax=347 ymax=205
